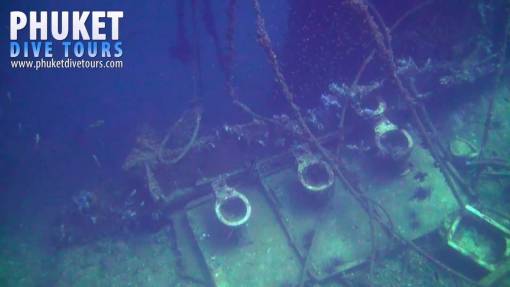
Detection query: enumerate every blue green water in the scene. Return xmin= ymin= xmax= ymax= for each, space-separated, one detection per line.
xmin=1 ymin=1 xmax=510 ymax=286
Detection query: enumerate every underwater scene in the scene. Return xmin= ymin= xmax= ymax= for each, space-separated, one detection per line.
xmin=1 ymin=0 xmax=510 ymax=286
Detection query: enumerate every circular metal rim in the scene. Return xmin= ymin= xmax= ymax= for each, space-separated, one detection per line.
xmin=214 ymin=192 xmax=252 ymax=227
xmin=298 ymin=159 xmax=335 ymax=193
xmin=375 ymin=128 xmax=414 ymax=159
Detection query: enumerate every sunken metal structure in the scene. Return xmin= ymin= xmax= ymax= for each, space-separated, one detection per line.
xmin=53 ymin=1 xmax=510 ymax=286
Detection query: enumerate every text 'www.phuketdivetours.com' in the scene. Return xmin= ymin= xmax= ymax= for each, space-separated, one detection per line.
xmin=11 ymin=58 xmax=124 ymax=70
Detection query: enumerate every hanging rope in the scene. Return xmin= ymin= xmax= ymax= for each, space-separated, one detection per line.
xmin=337 ymin=0 xmax=435 ymax=155
xmin=474 ymin=3 xmax=510 ymax=185
xmin=251 ymin=1 xmax=380 ymax=285
xmin=223 ymin=0 xmax=288 ymax=128
xmin=158 ymin=0 xmax=203 ymax=165
xmin=349 ymin=0 xmax=467 ymax=208
xmin=253 ymin=0 xmax=479 ymax=285
xmin=191 ymin=0 xmax=204 ymax=102
xmin=349 ymin=1 xmax=482 ymax=285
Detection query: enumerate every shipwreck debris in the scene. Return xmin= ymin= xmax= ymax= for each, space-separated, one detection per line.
xmin=446 ymin=205 xmax=510 ymax=272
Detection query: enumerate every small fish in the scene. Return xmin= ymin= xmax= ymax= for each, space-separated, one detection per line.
xmin=92 ymin=154 xmax=101 ymax=168
xmin=6 ymin=91 xmax=12 ymax=102
xmin=88 ymin=120 xmax=104 ymax=128
xmin=34 ymin=133 xmax=40 ymax=146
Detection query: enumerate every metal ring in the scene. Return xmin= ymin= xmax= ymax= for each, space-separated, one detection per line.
xmin=298 ymin=159 xmax=335 ymax=193
xmin=215 ymin=191 xmax=252 ymax=227
xmin=375 ymin=128 xmax=414 ymax=160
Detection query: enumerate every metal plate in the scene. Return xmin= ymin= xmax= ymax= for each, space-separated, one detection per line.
xmin=258 ymin=145 xmax=460 ymax=280
xmin=185 ymin=178 xmax=302 ymax=287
